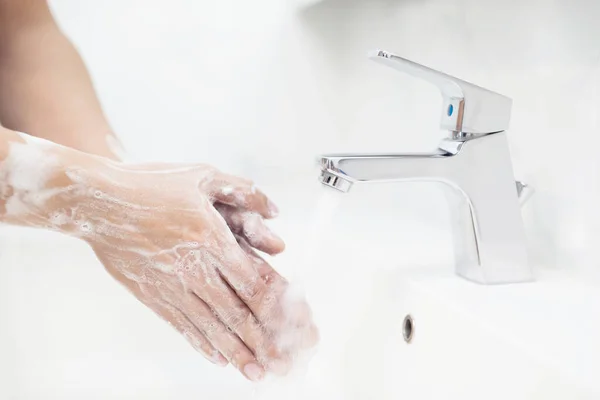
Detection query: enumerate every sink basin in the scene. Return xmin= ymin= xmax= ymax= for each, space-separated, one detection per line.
xmin=263 ymin=181 xmax=600 ymax=399
xmin=0 ymin=178 xmax=598 ymax=399
xmin=343 ymin=267 xmax=600 ymax=399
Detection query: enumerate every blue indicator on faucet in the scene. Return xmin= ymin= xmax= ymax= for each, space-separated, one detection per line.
xmin=447 ymin=104 xmax=454 ymax=116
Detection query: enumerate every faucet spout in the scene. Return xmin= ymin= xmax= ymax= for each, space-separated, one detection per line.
xmin=318 ymin=132 xmax=532 ymax=285
xmin=319 ymin=147 xmax=456 ymax=185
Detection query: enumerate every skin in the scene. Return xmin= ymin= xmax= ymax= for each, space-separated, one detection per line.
xmin=0 ymin=0 xmax=118 ymax=159
xmin=0 ymin=1 xmax=318 ymax=382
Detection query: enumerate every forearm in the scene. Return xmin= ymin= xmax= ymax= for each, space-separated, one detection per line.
xmin=0 ymin=1 xmax=120 ymax=159
xmin=0 ymin=125 xmax=172 ymax=245
xmin=0 ymin=125 xmax=108 ymax=235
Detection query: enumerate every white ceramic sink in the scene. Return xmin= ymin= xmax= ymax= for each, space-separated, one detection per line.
xmin=346 ymin=267 xmax=600 ymax=400
xmin=0 ymin=177 xmax=598 ymax=399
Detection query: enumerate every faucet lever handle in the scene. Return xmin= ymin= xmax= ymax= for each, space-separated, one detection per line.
xmin=368 ymin=49 xmax=512 ymax=136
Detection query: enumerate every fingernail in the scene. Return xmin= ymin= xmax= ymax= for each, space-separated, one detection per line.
xmin=243 ymin=363 xmax=265 ymax=382
xmin=267 ymin=199 xmax=279 ymax=217
xmin=216 ymin=353 xmax=229 ymax=367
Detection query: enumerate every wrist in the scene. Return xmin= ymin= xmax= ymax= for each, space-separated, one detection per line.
xmin=0 ymin=130 xmax=113 ymax=238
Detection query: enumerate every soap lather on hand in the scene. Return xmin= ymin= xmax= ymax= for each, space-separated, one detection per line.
xmin=0 ymin=0 xmax=319 ymax=383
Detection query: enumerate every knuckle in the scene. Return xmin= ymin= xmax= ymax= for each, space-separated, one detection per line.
xmin=242 ymin=279 xmax=266 ymax=304
xmin=195 ymin=314 xmax=220 ymax=335
xmin=222 ymin=307 xmax=251 ymax=330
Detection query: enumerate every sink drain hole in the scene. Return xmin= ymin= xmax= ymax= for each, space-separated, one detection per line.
xmin=403 ymin=314 xmax=413 ymax=343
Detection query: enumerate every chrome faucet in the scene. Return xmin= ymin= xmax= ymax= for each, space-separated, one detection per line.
xmin=318 ymin=50 xmax=533 ymax=284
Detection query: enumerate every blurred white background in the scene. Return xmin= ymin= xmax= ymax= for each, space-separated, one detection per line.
xmin=48 ymin=0 xmax=600 ymax=268
xmin=4 ymin=0 xmax=600 ymax=398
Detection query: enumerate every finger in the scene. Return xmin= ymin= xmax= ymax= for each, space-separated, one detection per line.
xmin=150 ymin=300 xmax=228 ymax=367
xmin=214 ymin=245 xmax=313 ymax=370
xmin=216 ymin=243 xmax=287 ymax=326
xmin=215 ymin=204 xmax=285 ymax=255
xmin=95 ymin=255 xmax=230 ymax=368
xmin=181 ymin=293 xmax=267 ymax=382
xmin=190 ymin=267 xmax=291 ymax=372
xmin=201 ymin=210 xmax=282 ymax=325
xmin=230 ymin=245 xmax=319 ymax=351
xmin=228 ymin=240 xmax=317 ymax=372
xmin=208 ymin=171 xmax=278 ymax=218
xmin=201 ymin=214 xmax=314 ymax=361
xmin=235 ymin=234 xmax=284 ymax=283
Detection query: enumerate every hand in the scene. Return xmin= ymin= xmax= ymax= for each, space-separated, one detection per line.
xmin=54 ymin=161 xmax=318 ymax=381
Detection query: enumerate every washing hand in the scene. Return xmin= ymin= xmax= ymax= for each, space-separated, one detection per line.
xmin=0 ymin=130 xmax=318 ymax=381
